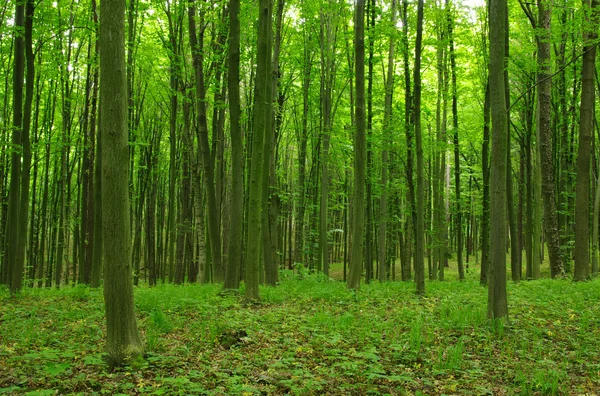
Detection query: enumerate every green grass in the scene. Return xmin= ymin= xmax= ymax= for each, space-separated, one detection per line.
xmin=1 ymin=266 xmax=600 ymax=395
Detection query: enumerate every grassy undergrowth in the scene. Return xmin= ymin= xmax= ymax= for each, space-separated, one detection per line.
xmin=1 ymin=267 xmax=600 ymax=395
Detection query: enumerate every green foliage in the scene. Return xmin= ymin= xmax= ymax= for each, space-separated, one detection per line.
xmin=2 ymin=273 xmax=600 ymax=394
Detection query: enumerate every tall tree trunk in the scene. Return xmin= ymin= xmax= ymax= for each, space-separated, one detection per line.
xmin=91 ymin=91 xmax=103 ymax=288
xmin=3 ymin=0 xmax=25 ymax=287
xmin=574 ymin=0 xmax=598 ymax=280
xmin=319 ymin=1 xmax=335 ymax=278
xmin=223 ymin=0 xmax=242 ymax=290
xmin=261 ymin=0 xmax=277 ymax=286
xmin=413 ymin=0 xmax=425 ymax=295
xmin=379 ymin=0 xmax=396 ymax=282
xmin=99 ymin=0 xmax=143 ymax=366
xmin=480 ymin=85 xmax=490 ymax=285
xmin=11 ymin=0 xmax=34 ymax=292
xmin=188 ymin=1 xmax=224 ymax=283
xmin=488 ymin=0 xmax=509 ymax=319
xmin=294 ymin=27 xmax=312 ymax=269
xmin=364 ymin=0 xmax=375 ymax=284
xmin=447 ymin=0 xmax=463 ymax=280
xmin=504 ymin=11 xmax=520 ymax=283
xmin=537 ymin=0 xmax=565 ymax=277
xmin=347 ymin=0 xmax=366 ymax=290
xmin=592 ymin=167 xmax=600 ymax=275
xmin=245 ymin=0 xmax=272 ymax=299
xmin=402 ymin=0 xmax=415 ymax=283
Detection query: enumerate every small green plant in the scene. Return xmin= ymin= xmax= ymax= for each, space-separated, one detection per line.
xmin=532 ymin=367 xmax=564 ymax=395
xmin=149 ymin=309 xmax=173 ymax=333
xmin=70 ymin=284 xmax=90 ymax=301
xmin=409 ymin=316 xmax=424 ymax=353
xmin=438 ymin=340 xmax=464 ymax=370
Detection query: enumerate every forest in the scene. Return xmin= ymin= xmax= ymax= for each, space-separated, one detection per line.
xmin=0 ymin=0 xmax=599 ymax=393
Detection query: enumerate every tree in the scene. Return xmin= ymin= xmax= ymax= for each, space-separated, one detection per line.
xmin=574 ymin=0 xmax=599 ymax=281
xmin=520 ymin=0 xmax=565 ymax=278
xmin=99 ymin=0 xmax=143 ymax=365
xmin=447 ymin=0 xmax=463 ymax=281
xmin=223 ymin=0 xmax=243 ymax=291
xmin=379 ymin=0 xmax=396 ymax=283
xmin=413 ymin=0 xmax=425 ymax=295
xmin=347 ymin=0 xmax=366 ymax=290
xmin=3 ymin=0 xmax=25 ymax=288
xmin=245 ymin=0 xmax=273 ymax=300
xmin=487 ymin=0 xmax=508 ymax=320
xmin=188 ymin=0 xmax=224 ymax=283
xmin=12 ymin=0 xmax=35 ymax=293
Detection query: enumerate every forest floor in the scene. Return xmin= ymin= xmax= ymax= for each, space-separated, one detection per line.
xmin=1 ymin=261 xmax=600 ymax=395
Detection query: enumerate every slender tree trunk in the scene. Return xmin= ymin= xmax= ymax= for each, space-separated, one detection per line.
xmin=504 ymin=12 xmax=520 ymax=283
xmin=488 ymin=0 xmax=509 ymax=320
xmin=245 ymin=0 xmax=272 ymax=299
xmin=223 ymin=0 xmax=242 ymax=290
xmin=537 ymin=0 xmax=565 ymax=278
xmin=413 ymin=0 xmax=425 ymax=295
xmin=261 ymin=0 xmax=276 ymax=286
xmin=379 ymin=0 xmax=396 ymax=282
xmin=188 ymin=1 xmax=224 ymax=283
xmin=447 ymin=0 xmax=463 ymax=280
xmin=167 ymin=18 xmax=178 ymax=285
xmin=401 ymin=0 xmax=415 ymax=282
xmin=481 ymin=81 xmax=490 ymax=285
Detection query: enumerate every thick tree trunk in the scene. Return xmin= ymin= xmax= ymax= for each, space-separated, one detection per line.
xmin=99 ymin=0 xmax=143 ymax=366
xmin=4 ymin=0 xmax=24 ymax=287
xmin=488 ymin=0 xmax=509 ymax=320
xmin=347 ymin=0 xmax=366 ymax=290
xmin=11 ymin=0 xmax=34 ymax=292
xmin=574 ymin=0 xmax=598 ymax=280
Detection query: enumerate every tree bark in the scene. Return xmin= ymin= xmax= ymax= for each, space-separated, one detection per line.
xmin=413 ymin=0 xmax=425 ymax=295
xmin=537 ymin=0 xmax=565 ymax=278
xmin=11 ymin=0 xmax=34 ymax=292
xmin=245 ymin=0 xmax=272 ymax=299
xmin=4 ymin=0 xmax=25 ymax=287
xmin=223 ymin=0 xmax=242 ymax=290
xmin=99 ymin=0 xmax=143 ymax=366
xmin=347 ymin=0 xmax=366 ymax=290
xmin=487 ymin=0 xmax=509 ymax=320
xmin=447 ymin=0 xmax=463 ymax=280
xmin=188 ymin=1 xmax=224 ymax=283
xmin=574 ymin=0 xmax=599 ymax=281
xmin=379 ymin=0 xmax=396 ymax=283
